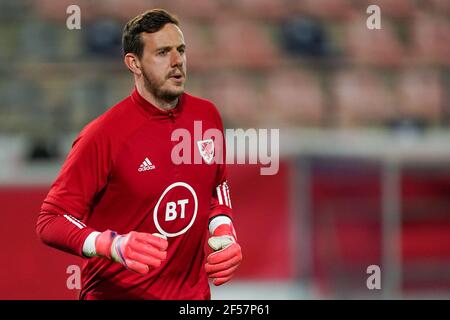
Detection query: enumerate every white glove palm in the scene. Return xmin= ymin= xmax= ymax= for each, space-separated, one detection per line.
xmin=208 ymin=235 xmax=234 ymax=251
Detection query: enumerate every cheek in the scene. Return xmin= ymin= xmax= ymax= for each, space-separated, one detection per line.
xmin=144 ymin=57 xmax=167 ymax=74
xmin=143 ymin=65 xmax=166 ymax=83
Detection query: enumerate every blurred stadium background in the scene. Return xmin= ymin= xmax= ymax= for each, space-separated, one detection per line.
xmin=1 ymin=0 xmax=450 ymax=299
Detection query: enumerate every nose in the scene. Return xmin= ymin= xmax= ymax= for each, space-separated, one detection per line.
xmin=170 ymin=49 xmax=183 ymax=68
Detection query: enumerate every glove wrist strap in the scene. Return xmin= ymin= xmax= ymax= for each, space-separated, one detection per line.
xmin=212 ymin=223 xmax=237 ymax=241
xmin=95 ymin=229 xmax=118 ymax=259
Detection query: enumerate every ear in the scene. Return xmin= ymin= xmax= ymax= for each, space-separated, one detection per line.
xmin=124 ymin=53 xmax=142 ymax=75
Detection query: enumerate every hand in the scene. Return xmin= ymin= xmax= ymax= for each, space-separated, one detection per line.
xmin=96 ymin=230 xmax=168 ymax=274
xmin=205 ymin=224 xmax=242 ymax=286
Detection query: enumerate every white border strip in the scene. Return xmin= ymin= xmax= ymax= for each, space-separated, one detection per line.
xmin=209 ymin=215 xmax=232 ymax=235
xmin=63 ymin=214 xmax=85 ymax=229
xmin=217 ymin=186 xmax=223 ymax=205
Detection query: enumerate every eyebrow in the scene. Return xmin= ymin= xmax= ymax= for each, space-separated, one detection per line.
xmin=155 ymin=44 xmax=186 ymax=52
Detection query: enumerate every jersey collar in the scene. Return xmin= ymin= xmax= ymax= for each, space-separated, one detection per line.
xmin=131 ymin=87 xmax=185 ymax=119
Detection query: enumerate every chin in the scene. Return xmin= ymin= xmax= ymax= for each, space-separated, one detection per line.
xmin=160 ymin=88 xmax=184 ymax=101
xmin=170 ymin=85 xmax=185 ymax=95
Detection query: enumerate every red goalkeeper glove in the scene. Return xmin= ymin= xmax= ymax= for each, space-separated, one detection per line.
xmin=95 ymin=230 xmax=168 ymax=275
xmin=205 ymin=223 xmax=242 ymax=286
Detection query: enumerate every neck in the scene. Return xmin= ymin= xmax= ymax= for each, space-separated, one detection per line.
xmin=136 ymin=82 xmax=178 ymax=111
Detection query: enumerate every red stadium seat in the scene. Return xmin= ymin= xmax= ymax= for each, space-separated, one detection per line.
xmin=178 ymin=22 xmax=215 ymax=70
xmin=33 ymin=0 xmax=99 ymax=22
xmin=163 ymin=0 xmax=220 ymax=20
xmin=397 ymin=70 xmax=443 ymax=124
xmin=207 ymin=72 xmax=264 ymax=127
xmin=332 ymin=70 xmax=396 ymax=127
xmin=430 ymin=0 xmax=450 ymax=14
xmin=357 ymin=0 xmax=417 ymax=19
xmin=295 ymin=0 xmax=356 ymax=20
xmin=262 ymin=70 xmax=325 ymax=127
xmin=233 ymin=0 xmax=291 ymax=21
xmin=211 ymin=14 xmax=281 ymax=68
xmin=410 ymin=13 xmax=450 ymax=66
xmin=100 ymin=0 xmax=161 ymax=21
xmin=345 ymin=15 xmax=405 ymax=67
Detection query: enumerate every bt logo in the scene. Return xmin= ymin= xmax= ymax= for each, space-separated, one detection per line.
xmin=165 ymin=199 xmax=189 ymax=221
xmin=153 ymin=182 xmax=198 ymax=238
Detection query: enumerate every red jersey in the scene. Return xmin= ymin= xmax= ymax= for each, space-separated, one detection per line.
xmin=36 ymin=88 xmax=233 ymax=300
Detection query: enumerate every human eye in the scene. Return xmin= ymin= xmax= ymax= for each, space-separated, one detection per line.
xmin=157 ymin=48 xmax=169 ymax=56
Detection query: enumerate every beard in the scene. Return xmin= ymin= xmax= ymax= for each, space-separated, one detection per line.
xmin=142 ymin=68 xmax=184 ymax=103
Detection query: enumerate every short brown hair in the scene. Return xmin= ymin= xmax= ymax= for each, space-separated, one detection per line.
xmin=122 ymin=9 xmax=179 ymax=58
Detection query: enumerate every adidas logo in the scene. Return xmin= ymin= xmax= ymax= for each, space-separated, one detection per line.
xmin=138 ymin=157 xmax=156 ymax=172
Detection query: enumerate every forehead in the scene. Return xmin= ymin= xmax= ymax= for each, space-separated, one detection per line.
xmin=141 ymin=23 xmax=185 ymax=50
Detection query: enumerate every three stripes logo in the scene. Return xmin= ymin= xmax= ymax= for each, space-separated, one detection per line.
xmin=138 ymin=157 xmax=156 ymax=172
xmin=216 ymin=181 xmax=232 ymax=208
xmin=63 ymin=214 xmax=86 ymax=229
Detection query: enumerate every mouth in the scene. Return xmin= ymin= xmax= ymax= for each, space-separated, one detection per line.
xmin=168 ymin=73 xmax=185 ymax=84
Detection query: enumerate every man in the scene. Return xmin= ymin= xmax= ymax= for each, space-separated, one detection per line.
xmin=36 ymin=9 xmax=242 ymax=300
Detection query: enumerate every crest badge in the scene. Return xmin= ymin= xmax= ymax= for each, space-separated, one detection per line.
xmin=197 ymin=139 xmax=214 ymax=164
